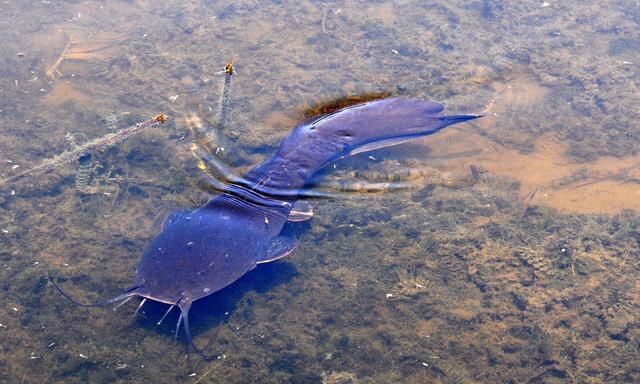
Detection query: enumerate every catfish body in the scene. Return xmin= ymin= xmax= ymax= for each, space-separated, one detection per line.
xmin=53 ymin=97 xmax=480 ymax=356
xmin=136 ymin=98 xmax=478 ymax=307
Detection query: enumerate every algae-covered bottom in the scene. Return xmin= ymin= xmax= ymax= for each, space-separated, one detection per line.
xmin=1 ymin=0 xmax=639 ymax=382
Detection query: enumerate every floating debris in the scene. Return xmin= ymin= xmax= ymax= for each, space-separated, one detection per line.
xmin=0 ymin=114 xmax=167 ymax=187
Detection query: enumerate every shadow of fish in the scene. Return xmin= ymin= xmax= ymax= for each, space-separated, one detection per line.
xmin=51 ymin=97 xmax=480 ymax=358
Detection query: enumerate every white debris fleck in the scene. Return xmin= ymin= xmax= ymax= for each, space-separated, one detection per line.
xmin=187 ymin=241 xmax=194 ymax=246
xmin=12 ymin=307 xmax=18 ymax=312
xmin=0 ymin=323 xmax=6 ymax=328
xmin=415 ymin=284 xmax=425 ymax=289
xmin=386 ymin=293 xmax=393 ymax=298
xmin=189 ymin=373 xmax=197 ymax=377
xmin=422 ymin=362 xmax=429 ymax=367
xmin=30 ymin=352 xmax=40 ymax=360
xmin=48 ymin=342 xmax=56 ymax=348
xmin=11 ymin=164 xmax=19 ymax=169
xmin=391 ymin=49 xmax=399 ymax=54
xmin=115 ymin=363 xmax=127 ymax=370
xmin=368 ymin=155 xmax=376 ymax=161
xmin=541 ymin=1 xmax=550 ymax=6
xmin=79 ymin=353 xmax=88 ymax=359
xmin=264 ymin=217 xmax=269 ymax=224
xmin=1 ymin=230 xmax=8 ymax=234
xmin=169 ymin=94 xmax=179 ymax=102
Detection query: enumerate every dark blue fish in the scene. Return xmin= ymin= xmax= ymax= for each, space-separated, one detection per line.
xmin=51 ymin=97 xmax=480 ymax=357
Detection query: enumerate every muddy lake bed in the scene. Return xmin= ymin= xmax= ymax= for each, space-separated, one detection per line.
xmin=0 ymin=1 xmax=639 ymax=383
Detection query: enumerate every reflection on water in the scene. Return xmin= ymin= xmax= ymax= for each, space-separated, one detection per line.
xmin=0 ymin=0 xmax=639 ymax=383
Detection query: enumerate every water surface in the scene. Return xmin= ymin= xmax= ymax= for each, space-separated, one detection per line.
xmin=0 ymin=1 xmax=639 ymax=383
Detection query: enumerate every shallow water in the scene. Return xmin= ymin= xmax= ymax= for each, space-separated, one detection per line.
xmin=0 ymin=0 xmax=639 ymax=383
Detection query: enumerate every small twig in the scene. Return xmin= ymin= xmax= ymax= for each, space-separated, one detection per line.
xmin=0 ymin=114 xmax=167 ymax=187
xmin=568 ymin=160 xmax=640 ymax=190
xmin=46 ymin=36 xmax=74 ymax=79
xmin=46 ymin=35 xmax=125 ymax=78
xmin=217 ymin=62 xmax=234 ymax=133
xmin=321 ymin=7 xmax=330 ymax=34
xmin=192 ymin=364 xmax=217 ymax=384
xmin=320 ymin=7 xmax=354 ymax=45
xmin=521 ymin=186 xmax=539 ymax=218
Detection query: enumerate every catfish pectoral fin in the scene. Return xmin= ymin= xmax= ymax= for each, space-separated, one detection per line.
xmin=257 ymin=235 xmax=301 ymax=264
xmin=287 ymin=201 xmax=314 ymax=222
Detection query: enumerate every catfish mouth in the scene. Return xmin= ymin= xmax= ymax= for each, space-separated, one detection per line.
xmin=49 ymin=273 xmax=216 ymax=360
xmin=136 ymin=294 xmax=176 ymax=306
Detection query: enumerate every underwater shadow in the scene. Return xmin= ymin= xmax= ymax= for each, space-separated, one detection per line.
xmin=135 ymin=259 xmax=299 ymax=341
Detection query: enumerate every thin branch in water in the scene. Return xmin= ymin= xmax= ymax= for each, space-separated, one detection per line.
xmin=189 ymin=62 xmax=235 ymax=156
xmin=46 ymin=36 xmax=74 ymax=79
xmin=0 ymin=114 xmax=168 ymax=187
xmin=45 ymin=35 xmax=126 ymax=79
xmin=520 ymin=186 xmax=539 ymax=219
xmin=320 ymin=7 xmax=354 ymax=46
xmin=218 ymin=62 xmax=234 ymax=132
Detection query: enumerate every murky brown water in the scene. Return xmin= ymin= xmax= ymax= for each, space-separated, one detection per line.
xmin=1 ymin=1 xmax=639 ymax=383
